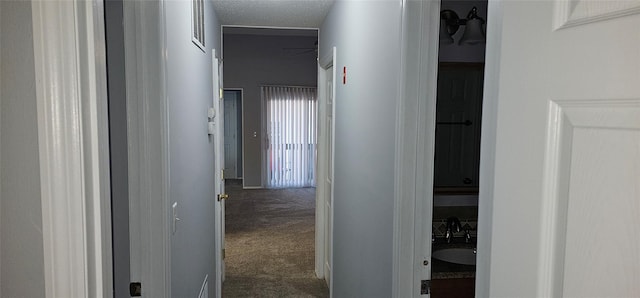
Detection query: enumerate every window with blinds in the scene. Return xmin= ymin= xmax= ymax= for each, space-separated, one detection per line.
xmin=263 ymin=86 xmax=318 ymax=188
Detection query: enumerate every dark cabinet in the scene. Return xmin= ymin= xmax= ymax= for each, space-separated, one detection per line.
xmin=431 ymin=278 xmax=475 ymax=298
xmin=434 ymin=63 xmax=484 ymax=190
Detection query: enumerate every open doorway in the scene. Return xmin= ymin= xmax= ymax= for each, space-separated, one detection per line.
xmin=430 ymin=0 xmax=487 ymax=297
xmin=220 ymin=27 xmax=328 ymax=297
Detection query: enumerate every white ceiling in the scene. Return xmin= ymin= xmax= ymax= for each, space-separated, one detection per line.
xmin=212 ymin=0 xmax=335 ymax=28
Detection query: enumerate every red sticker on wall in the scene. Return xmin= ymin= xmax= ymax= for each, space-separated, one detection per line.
xmin=343 ymin=67 xmax=347 ymax=85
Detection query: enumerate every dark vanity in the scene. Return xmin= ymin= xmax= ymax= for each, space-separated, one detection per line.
xmin=431 ymin=241 xmax=476 ymax=298
xmin=430 ymin=209 xmax=478 ymax=297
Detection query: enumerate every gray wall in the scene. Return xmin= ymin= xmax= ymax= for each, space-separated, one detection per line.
xmin=439 ymin=0 xmax=488 ymax=63
xmin=0 ymin=1 xmax=46 ymax=297
xmin=223 ymin=34 xmax=318 ymax=187
xmin=164 ymin=1 xmax=221 ymax=296
xmin=319 ymin=0 xmax=401 ymax=296
xmin=105 ymin=0 xmax=130 ymax=296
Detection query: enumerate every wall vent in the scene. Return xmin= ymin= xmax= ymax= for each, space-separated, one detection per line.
xmin=192 ymin=0 xmax=205 ymax=51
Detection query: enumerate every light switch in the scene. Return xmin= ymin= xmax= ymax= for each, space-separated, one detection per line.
xmin=208 ymin=122 xmax=215 ymax=135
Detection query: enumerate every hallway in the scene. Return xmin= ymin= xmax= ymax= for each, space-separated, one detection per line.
xmin=222 ymin=180 xmax=329 ymax=297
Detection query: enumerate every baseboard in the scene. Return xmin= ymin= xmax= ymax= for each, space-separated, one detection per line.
xmin=242 ymin=186 xmax=263 ymax=190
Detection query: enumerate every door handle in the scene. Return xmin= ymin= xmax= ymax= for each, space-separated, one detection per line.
xmin=217 ymin=193 xmax=229 ymax=201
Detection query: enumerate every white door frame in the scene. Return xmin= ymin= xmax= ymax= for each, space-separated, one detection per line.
xmin=31 ymin=0 xmax=113 ymax=296
xmin=315 ymin=48 xmax=336 ymax=290
xmin=124 ymin=0 xmax=172 ymax=297
xmin=212 ymin=49 xmax=225 ymax=298
xmin=392 ymin=0 xmax=441 ymax=297
xmin=473 ymin=0 xmax=502 ymax=296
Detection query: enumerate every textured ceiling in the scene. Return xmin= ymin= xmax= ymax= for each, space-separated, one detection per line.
xmin=212 ymin=0 xmax=335 ymax=28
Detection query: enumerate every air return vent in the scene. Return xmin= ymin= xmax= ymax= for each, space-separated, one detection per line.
xmin=192 ymin=0 xmax=205 ymax=51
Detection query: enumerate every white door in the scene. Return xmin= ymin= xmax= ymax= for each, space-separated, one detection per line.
xmin=485 ymin=1 xmax=640 ymax=296
xmin=323 ymin=64 xmax=334 ymax=287
xmin=212 ymin=50 xmax=227 ymax=298
xmin=224 ymin=94 xmax=238 ymax=178
xmin=315 ymin=48 xmax=336 ymax=289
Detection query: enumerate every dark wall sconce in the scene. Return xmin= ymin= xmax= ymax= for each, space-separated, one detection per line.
xmin=440 ymin=6 xmax=486 ymax=45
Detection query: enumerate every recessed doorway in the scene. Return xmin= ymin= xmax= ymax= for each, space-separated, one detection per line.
xmin=220 ymin=26 xmax=328 ymax=297
xmin=223 ymin=89 xmax=243 ymax=179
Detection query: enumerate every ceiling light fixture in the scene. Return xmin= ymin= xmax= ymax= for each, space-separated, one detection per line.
xmin=440 ymin=7 xmax=486 ymax=45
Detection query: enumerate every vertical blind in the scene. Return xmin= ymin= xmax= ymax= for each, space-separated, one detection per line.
xmin=263 ymin=86 xmax=317 ymax=188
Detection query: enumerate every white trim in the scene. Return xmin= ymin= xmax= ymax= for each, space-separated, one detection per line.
xmin=241 ymin=186 xmax=263 ymax=190
xmin=124 ymin=0 xmax=141 ymax=288
xmin=212 ymin=49 xmax=224 ymax=298
xmin=328 ymin=48 xmax=337 ymax=295
xmin=0 ymin=0 xmax=2 ymax=282
xmin=537 ymin=100 xmax=565 ymax=297
xmin=314 ymin=67 xmax=325 ymax=279
xmin=31 ymin=0 xmax=112 ymax=296
xmin=393 ymin=0 xmax=440 ymax=296
xmin=553 ymin=0 xmax=640 ymax=30
xmin=475 ymin=0 xmax=504 ymax=296
xmin=411 ymin=0 xmax=440 ymax=291
xmin=192 ymin=37 xmax=206 ymax=53
xmin=124 ymin=0 xmax=171 ymax=296
xmin=76 ymin=1 xmax=114 ymax=295
xmin=393 ymin=1 xmax=416 ymax=295
xmin=222 ymin=25 xmax=320 ymax=32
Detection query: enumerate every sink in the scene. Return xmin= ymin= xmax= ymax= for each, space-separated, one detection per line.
xmin=432 ymin=248 xmax=476 ymax=265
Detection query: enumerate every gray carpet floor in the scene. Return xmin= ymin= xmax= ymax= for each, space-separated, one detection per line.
xmin=222 ymin=180 xmax=329 ymax=298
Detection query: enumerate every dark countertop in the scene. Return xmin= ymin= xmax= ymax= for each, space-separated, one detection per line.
xmin=431 ymin=240 xmax=476 ymax=279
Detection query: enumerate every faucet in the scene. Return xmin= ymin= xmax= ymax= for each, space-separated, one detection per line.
xmin=445 ymin=216 xmax=462 ymax=243
xmin=464 ymin=228 xmax=472 ymax=243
